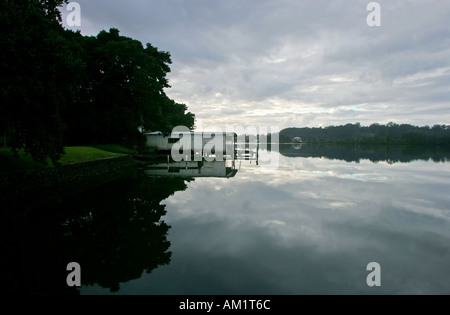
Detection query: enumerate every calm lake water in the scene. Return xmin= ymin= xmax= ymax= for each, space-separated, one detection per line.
xmin=3 ymin=145 xmax=450 ymax=295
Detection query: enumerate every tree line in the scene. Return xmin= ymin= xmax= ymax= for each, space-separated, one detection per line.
xmin=279 ymin=122 xmax=450 ymax=146
xmin=0 ymin=0 xmax=195 ymax=164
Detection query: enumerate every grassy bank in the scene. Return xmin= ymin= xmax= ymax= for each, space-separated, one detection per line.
xmin=58 ymin=146 xmax=126 ymax=165
xmin=0 ymin=145 xmax=133 ymax=173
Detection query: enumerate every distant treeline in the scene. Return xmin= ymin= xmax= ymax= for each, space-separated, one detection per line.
xmin=0 ymin=1 xmax=195 ymax=163
xmin=278 ymin=123 xmax=450 ymax=145
xmin=277 ymin=143 xmax=450 ymax=164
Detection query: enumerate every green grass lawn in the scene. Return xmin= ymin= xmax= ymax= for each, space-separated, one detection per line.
xmin=88 ymin=144 xmax=134 ymax=155
xmin=58 ymin=146 xmax=126 ymax=165
xmin=0 ymin=144 xmax=132 ymax=173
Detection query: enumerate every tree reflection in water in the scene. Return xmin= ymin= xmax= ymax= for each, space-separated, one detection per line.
xmin=279 ymin=143 xmax=450 ymax=164
xmin=2 ymin=173 xmax=190 ymax=295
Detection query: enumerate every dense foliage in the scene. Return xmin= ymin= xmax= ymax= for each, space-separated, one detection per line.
xmin=0 ymin=0 xmax=195 ymax=164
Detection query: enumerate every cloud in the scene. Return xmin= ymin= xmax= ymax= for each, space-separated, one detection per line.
xmin=64 ymin=0 xmax=450 ymax=129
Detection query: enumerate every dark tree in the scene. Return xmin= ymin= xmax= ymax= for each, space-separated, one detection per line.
xmin=0 ymin=0 xmax=80 ymax=163
xmin=1 ymin=3 xmax=196 ymax=164
xmin=64 ymin=28 xmax=195 ymax=146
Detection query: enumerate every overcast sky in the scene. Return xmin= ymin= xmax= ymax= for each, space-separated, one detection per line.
xmin=62 ymin=0 xmax=450 ymax=130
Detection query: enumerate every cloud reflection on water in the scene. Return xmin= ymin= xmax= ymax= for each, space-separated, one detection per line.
xmin=84 ymin=153 xmax=450 ymax=294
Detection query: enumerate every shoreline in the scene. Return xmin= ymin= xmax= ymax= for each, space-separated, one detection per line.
xmin=1 ymin=155 xmax=137 ymax=203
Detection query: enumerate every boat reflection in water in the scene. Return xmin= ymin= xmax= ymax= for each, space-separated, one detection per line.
xmin=141 ymin=131 xmax=261 ymax=179
xmin=143 ymin=160 xmax=239 ymax=179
